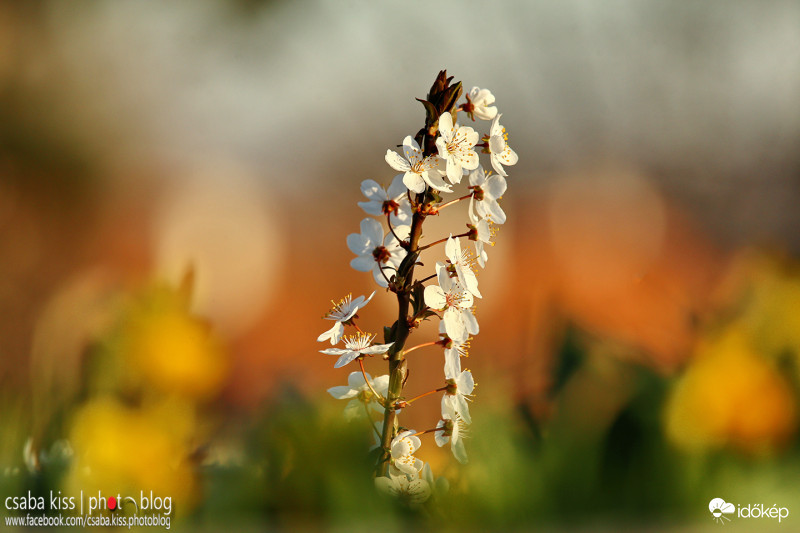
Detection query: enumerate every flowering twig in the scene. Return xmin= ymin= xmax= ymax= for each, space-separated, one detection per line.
xmin=319 ymin=70 xmax=517 ymax=496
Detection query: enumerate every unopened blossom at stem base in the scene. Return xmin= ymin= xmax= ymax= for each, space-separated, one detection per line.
xmin=327 ymin=371 xmax=389 ymax=420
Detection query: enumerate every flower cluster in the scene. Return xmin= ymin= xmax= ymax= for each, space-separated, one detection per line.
xmin=316 ymin=71 xmax=517 ymax=502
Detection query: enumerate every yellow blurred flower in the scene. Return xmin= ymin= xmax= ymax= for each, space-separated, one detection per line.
xmin=665 ymin=328 xmax=797 ymax=454
xmin=741 ymin=257 xmax=800 ymax=357
xmin=64 ymin=397 xmax=198 ymax=512
xmin=121 ymin=284 xmax=228 ymax=401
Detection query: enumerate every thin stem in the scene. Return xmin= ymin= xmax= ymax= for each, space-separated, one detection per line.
xmin=418 ymin=273 xmax=437 ymax=284
xmin=412 ymin=427 xmax=441 ymax=437
xmin=386 ymin=213 xmax=404 ymax=246
xmin=378 ymin=264 xmax=393 ymax=287
xmin=417 ymin=231 xmax=470 ymax=252
xmin=406 ymin=386 xmax=447 ymax=405
xmin=431 ymin=193 xmax=472 ymax=214
xmin=377 ymin=197 xmax=426 ymax=475
xmin=359 ymin=358 xmax=385 ymax=405
xmin=404 ymin=341 xmax=439 ymax=355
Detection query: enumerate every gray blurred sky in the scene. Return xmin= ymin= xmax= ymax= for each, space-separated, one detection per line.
xmin=10 ymin=0 xmax=800 ymax=248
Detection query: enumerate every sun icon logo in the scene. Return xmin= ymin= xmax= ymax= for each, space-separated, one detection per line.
xmin=709 ymin=498 xmax=735 ymax=524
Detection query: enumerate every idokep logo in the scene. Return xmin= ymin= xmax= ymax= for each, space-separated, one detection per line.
xmin=709 ymin=498 xmax=735 ymax=524
xmin=709 ymin=497 xmax=789 ymax=525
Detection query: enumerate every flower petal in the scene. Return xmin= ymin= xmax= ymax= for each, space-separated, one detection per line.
xmin=319 ymin=348 xmax=348 ymax=356
xmin=424 ymin=285 xmax=447 ymax=310
xmin=438 ymin=112 xmax=454 ymax=142
xmin=469 ymin=166 xmax=486 ymax=187
xmin=347 ymin=233 xmax=370 ymax=255
xmin=490 ymin=155 xmax=507 ymax=177
xmin=445 ymin=159 xmax=462 ymax=185
xmin=423 ymin=169 xmax=454 ymax=192
xmin=444 ymin=234 xmax=459 ymax=262
xmin=360 ymin=218 xmax=384 ymax=247
xmin=350 ymin=255 xmax=374 ymax=272
xmin=434 ymin=420 xmax=449 ymax=447
xmin=455 ymin=394 xmax=472 ymax=425
xmin=372 ymin=266 xmax=389 ymax=288
xmin=372 ymin=375 xmax=390 ymax=395
xmin=360 ymin=179 xmax=383 ymax=200
xmin=347 ymin=370 xmax=368 ymax=389
xmin=403 ymin=171 xmax=426 ymax=194
xmin=316 ymin=322 xmax=344 ymax=344
xmin=444 ymin=346 xmax=461 ymax=378
xmin=402 ymin=136 xmax=422 ymax=164
xmin=343 ymin=399 xmax=364 ymax=421
xmin=462 ymin=308 xmax=479 ymax=336
xmin=485 ymin=200 xmax=506 ymax=225
xmin=458 ymin=149 xmax=479 ymax=171
xmin=357 ymin=200 xmax=384 ymax=216
xmin=334 ymin=351 xmax=359 ymax=368
xmin=457 ymin=370 xmax=475 ymax=395
xmin=451 ymin=437 xmax=468 ymax=464
xmin=501 ymin=146 xmax=518 ymax=166
xmin=444 ymin=308 xmax=467 ymax=343
xmin=361 ymin=342 xmax=394 ymax=355
xmin=385 ymin=149 xmax=410 ymax=172
xmin=460 ymin=267 xmax=482 ymax=299
xmin=387 ymin=173 xmax=407 ymax=199
xmin=327 ymin=385 xmax=358 ymax=400
xmin=485 ymin=175 xmax=507 ymax=199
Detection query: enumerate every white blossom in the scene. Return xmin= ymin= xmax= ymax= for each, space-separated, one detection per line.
xmin=486 ymin=113 xmax=518 ymax=177
xmin=375 ymin=473 xmax=431 ymax=504
xmin=468 ymin=218 xmax=494 ymax=269
xmin=443 ymin=235 xmax=481 ymax=298
xmin=390 ymin=429 xmax=423 ymax=476
xmin=358 ymin=174 xmax=412 ymax=226
xmin=442 ymin=368 xmax=475 ymax=425
xmin=468 ymin=167 xmax=507 ymax=225
xmin=421 ymin=463 xmax=449 ymax=498
xmin=347 ymin=218 xmax=409 ymax=288
xmin=435 ymin=403 xmax=468 ymax=464
xmin=467 ymin=86 xmax=498 ymax=121
xmin=385 ymin=136 xmax=453 ymax=193
xmin=319 ymin=332 xmax=394 ymax=368
xmin=317 ymin=292 xmax=375 ymax=345
xmin=438 ymin=321 xmax=468 ymax=378
xmin=424 ymin=264 xmax=478 ymax=343
xmin=327 ymin=371 xmax=389 ymax=420
xmin=435 ymin=112 xmax=480 ymax=185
